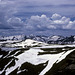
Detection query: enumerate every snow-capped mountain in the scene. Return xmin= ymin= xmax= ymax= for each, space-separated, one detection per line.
xmin=0 ymin=35 xmax=75 ymax=48
xmin=26 ymin=35 xmax=48 ymax=43
xmin=48 ymin=35 xmax=64 ymax=41
xmin=11 ymin=39 xmax=48 ymax=48
xmin=0 ymin=35 xmax=26 ymax=42
xmin=1 ymin=35 xmax=75 ymax=44
xmin=47 ymin=35 xmax=64 ymax=44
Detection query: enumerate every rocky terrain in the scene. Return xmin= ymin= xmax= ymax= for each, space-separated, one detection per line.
xmin=0 ymin=35 xmax=75 ymax=75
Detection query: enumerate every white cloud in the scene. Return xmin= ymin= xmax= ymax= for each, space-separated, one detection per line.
xmin=4 ymin=13 xmax=75 ymax=30
xmin=7 ymin=17 xmax=24 ymax=28
xmin=25 ymin=14 xmax=55 ymax=30
xmin=51 ymin=13 xmax=61 ymax=20
xmin=7 ymin=17 xmax=23 ymax=24
xmin=24 ymin=13 xmax=75 ymax=30
xmin=49 ymin=14 xmax=71 ymax=29
xmin=65 ymin=21 xmax=75 ymax=29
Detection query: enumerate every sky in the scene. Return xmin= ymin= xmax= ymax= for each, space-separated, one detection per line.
xmin=0 ymin=0 xmax=75 ymax=36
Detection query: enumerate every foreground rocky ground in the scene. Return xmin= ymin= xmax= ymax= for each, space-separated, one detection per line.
xmin=46 ymin=50 xmax=75 ymax=75
xmin=0 ymin=45 xmax=75 ymax=75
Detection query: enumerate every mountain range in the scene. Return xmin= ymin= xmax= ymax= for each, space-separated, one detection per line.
xmin=0 ymin=35 xmax=75 ymax=46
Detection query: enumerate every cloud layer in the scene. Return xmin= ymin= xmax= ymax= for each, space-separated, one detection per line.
xmin=23 ymin=13 xmax=75 ymax=30
xmin=3 ymin=13 xmax=75 ymax=31
xmin=0 ymin=0 xmax=75 ymax=34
